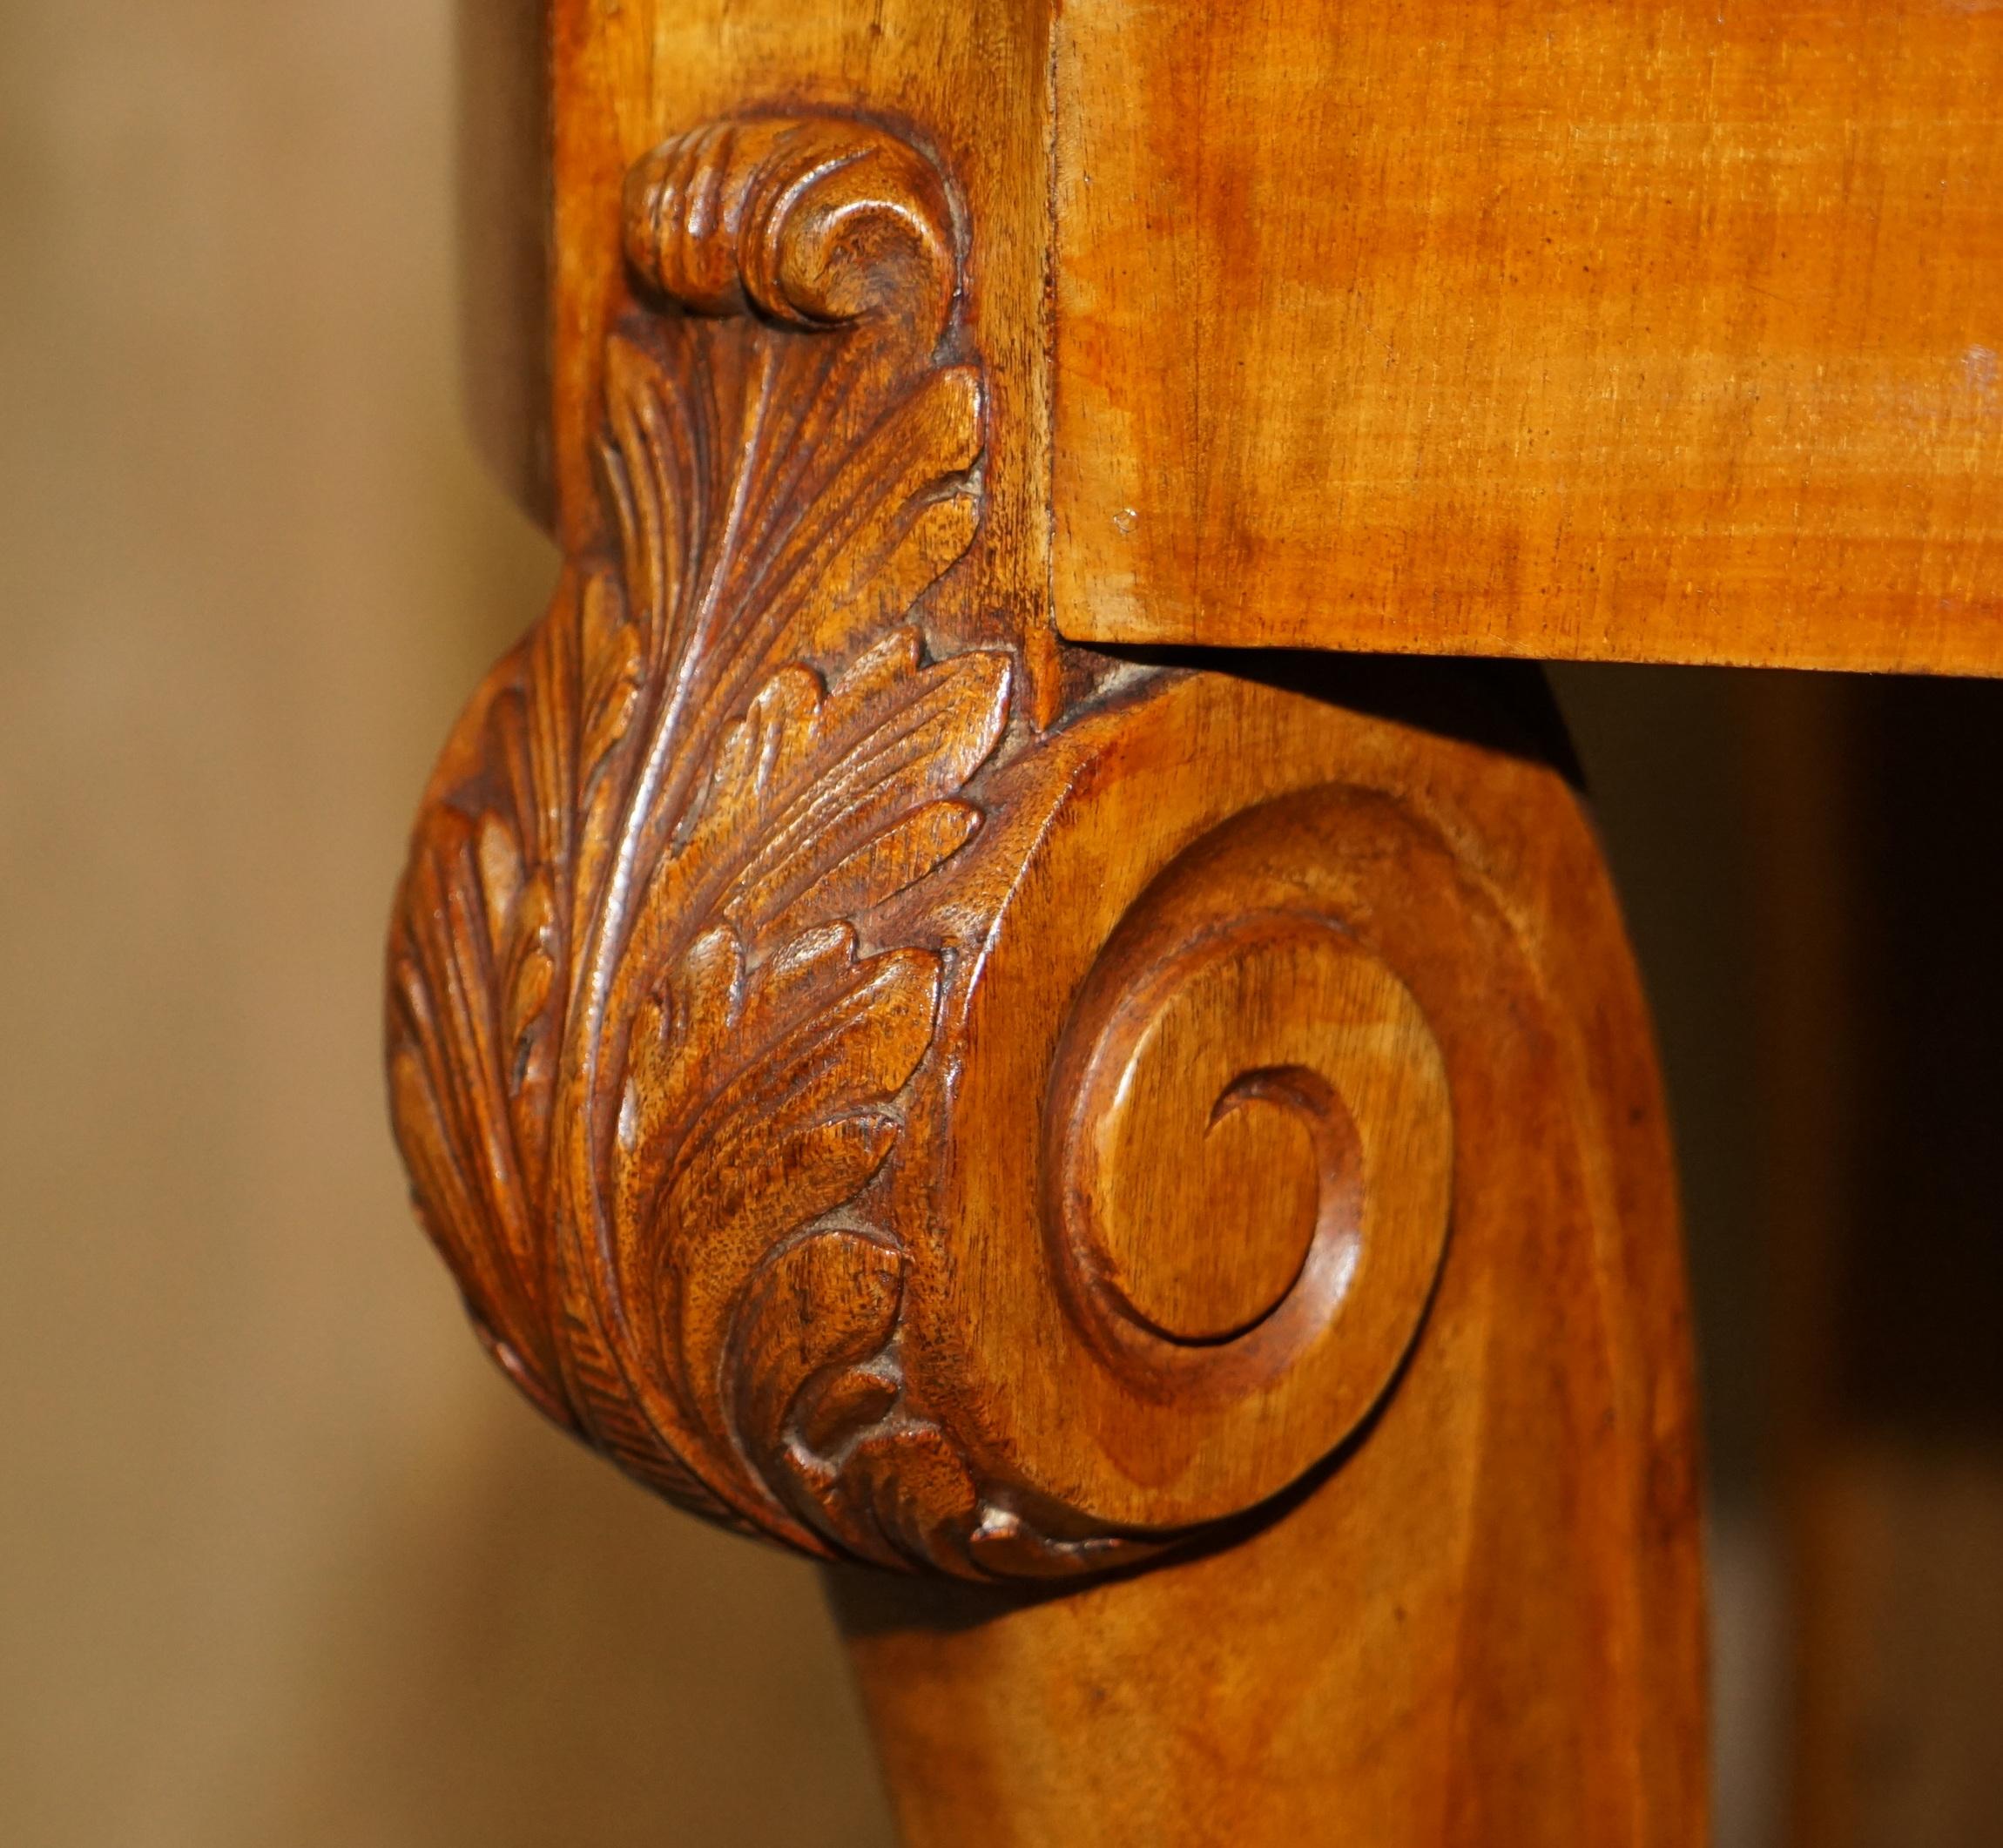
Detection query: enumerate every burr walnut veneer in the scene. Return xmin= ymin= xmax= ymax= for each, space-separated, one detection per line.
xmin=395 ymin=2 xmax=2002 ymax=1839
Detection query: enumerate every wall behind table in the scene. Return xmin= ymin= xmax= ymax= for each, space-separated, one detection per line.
xmin=0 ymin=5 xmax=891 ymax=1843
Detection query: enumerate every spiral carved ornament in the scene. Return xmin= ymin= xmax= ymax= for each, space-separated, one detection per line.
xmin=388 ymin=112 xmax=1459 ymax=1578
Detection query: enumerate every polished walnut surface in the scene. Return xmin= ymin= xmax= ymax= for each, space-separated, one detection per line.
xmin=475 ymin=0 xmax=2003 ymax=675
xmin=1055 ymin=0 xmax=2003 ymax=673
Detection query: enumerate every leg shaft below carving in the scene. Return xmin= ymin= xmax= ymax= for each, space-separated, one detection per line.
xmin=827 ymin=667 xmax=1707 ymax=1846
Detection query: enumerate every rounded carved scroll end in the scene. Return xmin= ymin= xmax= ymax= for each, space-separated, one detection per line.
xmin=622 ymin=116 xmax=957 ymax=340
xmin=1055 ymin=913 xmax=1440 ymax=1381
xmin=1057 ymin=820 xmax=1452 ymax=1479
xmin=936 ymin=772 xmax=1460 ymax=1543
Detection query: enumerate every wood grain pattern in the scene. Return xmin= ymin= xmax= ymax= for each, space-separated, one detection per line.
xmin=464 ymin=1 xmax=2003 ymax=670
xmin=1054 ymin=0 xmax=2003 ymax=672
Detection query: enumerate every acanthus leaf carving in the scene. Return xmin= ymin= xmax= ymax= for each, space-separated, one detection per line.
xmin=387 ymin=115 xmax=1150 ymax=1575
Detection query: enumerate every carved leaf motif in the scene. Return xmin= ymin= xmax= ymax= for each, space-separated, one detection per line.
xmin=385 ymin=116 xmax=1064 ymax=1566
xmin=580 ymin=614 xmax=1012 ymax=1538
xmin=388 ymin=116 xmax=1170 ymax=1577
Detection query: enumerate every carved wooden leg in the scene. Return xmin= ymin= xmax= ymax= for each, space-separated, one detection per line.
xmin=819 ymin=666 xmax=1707 ymax=1845
xmin=390 ymin=110 xmax=1704 ymax=1842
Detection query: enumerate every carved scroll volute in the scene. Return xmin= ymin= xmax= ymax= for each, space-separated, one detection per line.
xmin=923 ymin=678 xmax=1460 ymax=1534
xmin=388 ymin=110 xmax=1462 ymax=1581
xmin=622 ymin=118 xmax=956 ymax=346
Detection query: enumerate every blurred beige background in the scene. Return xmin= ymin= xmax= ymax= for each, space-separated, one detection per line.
xmin=0 ymin=4 xmax=892 ymax=1843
